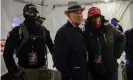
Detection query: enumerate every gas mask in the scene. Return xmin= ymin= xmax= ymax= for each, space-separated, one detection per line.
xmin=35 ymin=15 xmax=46 ymax=26
xmin=23 ymin=4 xmax=45 ymax=26
xmin=23 ymin=4 xmax=38 ymax=20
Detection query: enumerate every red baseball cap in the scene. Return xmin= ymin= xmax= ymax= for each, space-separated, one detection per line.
xmin=88 ymin=7 xmax=101 ymax=17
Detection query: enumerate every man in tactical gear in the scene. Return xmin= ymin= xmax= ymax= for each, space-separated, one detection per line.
xmin=3 ymin=4 xmax=53 ymax=80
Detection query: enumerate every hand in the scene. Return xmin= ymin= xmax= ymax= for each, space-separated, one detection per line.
xmin=12 ymin=72 xmax=24 ymax=80
xmin=13 ymin=75 xmax=24 ymax=80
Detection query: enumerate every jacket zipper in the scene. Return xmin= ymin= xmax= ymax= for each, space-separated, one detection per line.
xmin=97 ymin=36 xmax=107 ymax=72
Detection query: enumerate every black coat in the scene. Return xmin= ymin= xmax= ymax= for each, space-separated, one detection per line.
xmin=117 ymin=24 xmax=123 ymax=33
xmin=3 ymin=20 xmax=53 ymax=75
xmin=125 ymin=28 xmax=133 ymax=61
xmin=53 ymin=21 xmax=88 ymax=76
xmin=84 ymin=23 xmax=125 ymax=73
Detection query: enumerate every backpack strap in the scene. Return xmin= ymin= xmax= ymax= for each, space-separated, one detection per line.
xmin=16 ymin=24 xmax=47 ymax=57
xmin=16 ymin=23 xmax=29 ymax=57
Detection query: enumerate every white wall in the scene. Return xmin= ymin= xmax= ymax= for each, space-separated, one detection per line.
xmin=1 ymin=5 xmax=11 ymax=39
xmin=1 ymin=0 xmax=14 ymax=39
xmin=120 ymin=3 xmax=133 ymax=31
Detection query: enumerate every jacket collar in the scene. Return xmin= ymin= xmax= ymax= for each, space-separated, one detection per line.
xmin=68 ymin=20 xmax=77 ymax=27
xmin=66 ymin=21 xmax=76 ymax=28
xmin=66 ymin=20 xmax=82 ymax=27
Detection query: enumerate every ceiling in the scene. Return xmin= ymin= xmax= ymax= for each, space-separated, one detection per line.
xmin=14 ymin=0 xmax=129 ymax=6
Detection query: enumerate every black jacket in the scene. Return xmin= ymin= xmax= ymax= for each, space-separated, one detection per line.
xmin=53 ymin=21 xmax=88 ymax=76
xmin=84 ymin=23 xmax=125 ymax=73
xmin=125 ymin=28 xmax=133 ymax=61
xmin=116 ymin=24 xmax=123 ymax=33
xmin=3 ymin=20 xmax=53 ymax=75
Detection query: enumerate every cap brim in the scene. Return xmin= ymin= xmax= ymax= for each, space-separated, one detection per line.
xmin=112 ymin=18 xmax=119 ymax=22
xmin=88 ymin=13 xmax=101 ymax=17
xmin=115 ymin=20 xmax=119 ymax=22
xmin=65 ymin=7 xmax=85 ymax=14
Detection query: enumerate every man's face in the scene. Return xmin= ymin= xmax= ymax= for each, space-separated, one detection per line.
xmin=67 ymin=10 xmax=83 ymax=25
xmin=96 ymin=16 xmax=101 ymax=28
xmin=91 ymin=15 xmax=102 ymax=28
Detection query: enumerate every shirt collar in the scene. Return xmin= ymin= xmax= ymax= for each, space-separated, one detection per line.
xmin=68 ymin=20 xmax=77 ymax=27
xmin=68 ymin=19 xmax=85 ymax=31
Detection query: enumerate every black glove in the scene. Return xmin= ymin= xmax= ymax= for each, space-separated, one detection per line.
xmin=13 ymin=75 xmax=24 ymax=80
xmin=12 ymin=72 xmax=24 ymax=80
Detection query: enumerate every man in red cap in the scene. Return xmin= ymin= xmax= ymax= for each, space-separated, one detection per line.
xmin=83 ymin=7 xmax=125 ymax=80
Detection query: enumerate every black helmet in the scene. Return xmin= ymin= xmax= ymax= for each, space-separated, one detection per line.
xmin=23 ymin=4 xmax=39 ymax=19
